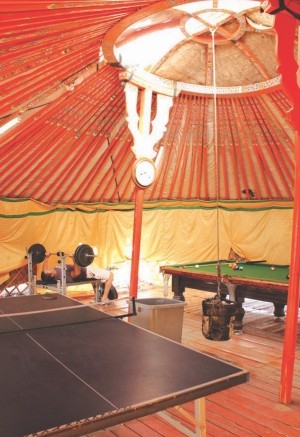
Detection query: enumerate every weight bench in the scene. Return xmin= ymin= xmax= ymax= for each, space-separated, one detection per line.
xmin=35 ymin=278 xmax=103 ymax=301
xmin=27 ymin=251 xmax=103 ymax=302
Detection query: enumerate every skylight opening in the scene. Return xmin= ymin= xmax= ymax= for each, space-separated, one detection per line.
xmin=185 ymin=11 xmax=232 ymax=35
xmin=115 ymin=27 xmax=184 ymax=69
xmin=175 ymin=0 xmax=262 ymax=14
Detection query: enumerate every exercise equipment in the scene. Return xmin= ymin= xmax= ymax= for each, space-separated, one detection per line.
xmin=27 ymin=243 xmax=46 ymax=264
xmin=26 ymin=243 xmax=118 ymax=304
xmin=27 ymin=243 xmax=96 ymax=267
xmin=73 ymin=244 xmax=95 ymax=267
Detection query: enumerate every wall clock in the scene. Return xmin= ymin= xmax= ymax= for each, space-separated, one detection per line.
xmin=132 ymin=158 xmax=156 ymax=188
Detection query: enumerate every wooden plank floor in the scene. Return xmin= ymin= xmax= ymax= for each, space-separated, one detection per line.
xmin=73 ymin=286 xmax=300 ymax=437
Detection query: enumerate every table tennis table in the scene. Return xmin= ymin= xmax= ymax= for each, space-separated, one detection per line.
xmin=0 ymin=293 xmax=249 ymax=437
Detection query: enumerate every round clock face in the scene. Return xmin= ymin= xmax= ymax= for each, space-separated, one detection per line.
xmin=133 ymin=158 xmax=156 ymax=188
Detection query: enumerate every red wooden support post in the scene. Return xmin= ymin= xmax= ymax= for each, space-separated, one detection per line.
xmin=129 ymin=187 xmax=145 ymax=298
xmin=273 ymin=12 xmax=300 ymax=131
xmin=272 ymin=9 xmax=300 ymax=404
xmin=280 ymin=132 xmax=300 ymax=404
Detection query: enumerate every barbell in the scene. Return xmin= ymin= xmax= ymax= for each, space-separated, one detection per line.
xmin=26 ymin=243 xmax=96 ymax=267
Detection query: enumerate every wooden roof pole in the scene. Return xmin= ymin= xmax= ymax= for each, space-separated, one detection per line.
xmin=271 ymin=9 xmax=300 ymax=404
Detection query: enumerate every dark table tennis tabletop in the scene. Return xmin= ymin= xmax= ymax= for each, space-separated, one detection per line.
xmin=0 ymin=293 xmax=249 ymax=437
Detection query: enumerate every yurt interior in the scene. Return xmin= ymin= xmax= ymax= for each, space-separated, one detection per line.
xmin=0 ymin=1 xmax=299 ymax=436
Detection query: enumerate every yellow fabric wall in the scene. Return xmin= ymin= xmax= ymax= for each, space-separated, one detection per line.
xmin=0 ymin=199 xmax=292 ymax=280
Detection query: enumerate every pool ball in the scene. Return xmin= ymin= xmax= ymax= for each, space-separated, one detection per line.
xmin=195 ymin=264 xmax=199 ymax=268
xmin=271 ymin=266 xmax=275 ymax=270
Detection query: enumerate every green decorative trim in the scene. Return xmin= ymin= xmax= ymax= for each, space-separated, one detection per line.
xmin=0 ymin=197 xmax=293 ymax=219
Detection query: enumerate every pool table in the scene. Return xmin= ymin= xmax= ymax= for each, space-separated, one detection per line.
xmin=160 ymin=261 xmax=290 ymax=331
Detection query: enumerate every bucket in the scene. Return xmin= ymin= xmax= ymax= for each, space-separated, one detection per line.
xmin=202 ymin=298 xmax=237 ymax=341
xmin=130 ymin=298 xmax=186 ymax=342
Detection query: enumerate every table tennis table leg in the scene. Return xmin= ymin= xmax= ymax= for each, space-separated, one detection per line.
xmin=195 ymin=398 xmax=206 ymax=436
xmin=157 ymin=397 xmax=206 ymax=436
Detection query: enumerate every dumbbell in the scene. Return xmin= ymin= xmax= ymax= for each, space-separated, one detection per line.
xmin=26 ymin=243 xmax=96 ymax=267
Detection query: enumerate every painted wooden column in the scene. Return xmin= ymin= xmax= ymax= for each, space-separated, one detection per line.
xmin=128 ymin=86 xmax=152 ymax=299
xmin=130 ymin=186 xmax=145 ymax=298
xmin=124 ymin=82 xmax=173 ymax=298
xmin=270 ymin=8 xmax=300 ymax=404
xmin=281 ymin=131 xmax=300 ymax=404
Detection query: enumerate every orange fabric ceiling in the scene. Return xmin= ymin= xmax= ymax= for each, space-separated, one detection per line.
xmin=0 ymin=1 xmax=296 ymax=205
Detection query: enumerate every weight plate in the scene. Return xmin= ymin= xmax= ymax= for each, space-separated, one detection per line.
xmin=28 ymin=243 xmax=46 ymax=264
xmin=74 ymin=244 xmax=94 ymax=267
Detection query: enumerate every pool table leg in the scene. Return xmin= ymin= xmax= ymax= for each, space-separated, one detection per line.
xmin=232 ymin=293 xmax=286 ymax=331
xmin=171 ymin=276 xmax=186 ymax=301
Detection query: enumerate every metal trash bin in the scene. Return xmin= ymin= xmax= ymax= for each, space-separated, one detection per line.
xmin=130 ymin=298 xmax=186 ymax=342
